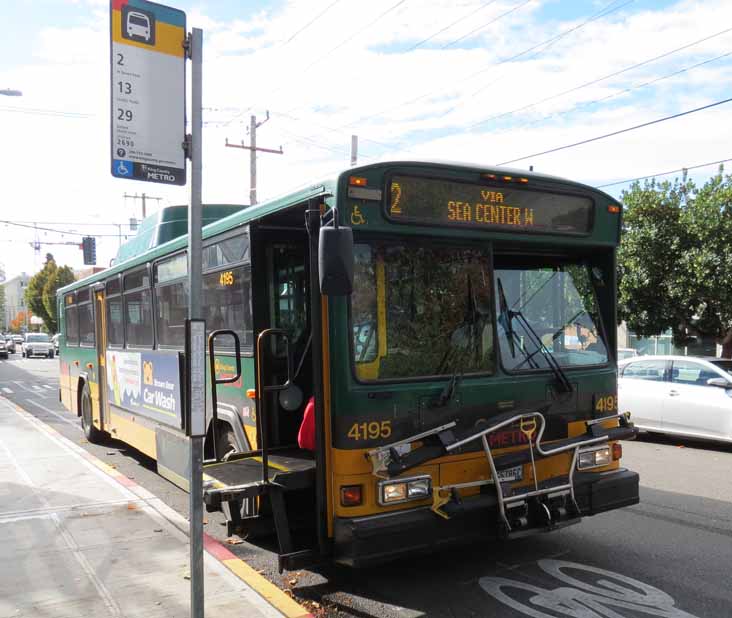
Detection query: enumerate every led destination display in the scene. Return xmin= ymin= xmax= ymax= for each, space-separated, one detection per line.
xmin=388 ymin=175 xmax=594 ymax=234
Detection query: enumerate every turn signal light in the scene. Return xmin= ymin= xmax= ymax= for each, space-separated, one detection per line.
xmin=246 ymin=389 xmax=256 ymax=399
xmin=340 ymin=485 xmax=363 ymax=506
xmin=349 ymin=176 xmax=368 ymax=187
xmin=608 ymin=205 xmax=621 ymax=214
xmin=612 ymin=442 xmax=622 ymax=461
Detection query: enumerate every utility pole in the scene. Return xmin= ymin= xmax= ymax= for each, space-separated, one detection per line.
xmin=124 ymin=192 xmax=162 ymax=219
xmin=225 ymin=111 xmax=283 ymax=205
xmin=351 ymin=135 xmax=358 ymax=166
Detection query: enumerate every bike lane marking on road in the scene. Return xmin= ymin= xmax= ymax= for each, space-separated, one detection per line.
xmin=479 ymin=559 xmax=699 ymax=618
xmin=6 ymin=397 xmax=313 ymax=618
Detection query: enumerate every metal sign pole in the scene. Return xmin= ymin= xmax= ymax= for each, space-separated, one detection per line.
xmin=188 ymin=26 xmax=205 ymax=618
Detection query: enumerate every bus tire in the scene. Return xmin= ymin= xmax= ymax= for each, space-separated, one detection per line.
xmin=80 ymin=383 xmax=103 ymax=443
xmin=216 ymin=426 xmax=238 ymax=461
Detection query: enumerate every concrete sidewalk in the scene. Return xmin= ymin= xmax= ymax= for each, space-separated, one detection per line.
xmin=0 ymin=397 xmax=302 ymax=618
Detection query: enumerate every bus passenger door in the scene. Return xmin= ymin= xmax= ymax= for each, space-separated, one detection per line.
xmin=94 ymin=289 xmax=109 ymax=431
xmin=260 ymin=238 xmax=311 ymax=447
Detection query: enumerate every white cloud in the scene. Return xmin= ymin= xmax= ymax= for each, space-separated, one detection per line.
xmin=1 ymin=0 xmax=731 ymax=281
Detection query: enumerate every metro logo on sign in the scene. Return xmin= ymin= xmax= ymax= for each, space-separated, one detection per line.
xmin=110 ymin=0 xmax=186 ymax=186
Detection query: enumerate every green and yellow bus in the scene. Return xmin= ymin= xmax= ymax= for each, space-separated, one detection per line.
xmin=58 ymin=160 xmax=638 ymax=570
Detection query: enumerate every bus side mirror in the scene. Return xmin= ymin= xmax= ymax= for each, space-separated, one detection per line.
xmin=319 ymin=226 xmax=354 ymax=296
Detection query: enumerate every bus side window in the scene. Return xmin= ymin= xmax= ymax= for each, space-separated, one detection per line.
xmin=124 ymin=269 xmax=153 ymax=348
xmin=64 ymin=293 xmax=79 ymax=346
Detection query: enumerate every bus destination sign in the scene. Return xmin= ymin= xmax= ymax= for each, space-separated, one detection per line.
xmin=388 ymin=175 xmax=593 ymax=234
xmin=110 ymin=0 xmax=186 ymax=186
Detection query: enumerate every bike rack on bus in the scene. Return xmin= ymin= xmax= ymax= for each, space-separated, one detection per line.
xmin=367 ymin=410 xmax=635 ymax=537
xmin=207 ymin=329 xmax=241 ymax=464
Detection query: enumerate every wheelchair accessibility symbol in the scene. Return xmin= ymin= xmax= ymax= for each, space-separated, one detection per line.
xmin=351 ymin=205 xmax=366 ymax=225
xmin=115 ymin=160 xmax=132 ymax=177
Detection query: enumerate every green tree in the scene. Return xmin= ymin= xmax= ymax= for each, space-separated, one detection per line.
xmin=25 ymin=254 xmax=75 ymax=334
xmin=43 ymin=265 xmax=75 ymax=334
xmin=0 ymin=284 xmax=6 ymax=331
xmin=618 ymin=167 xmax=732 ymax=356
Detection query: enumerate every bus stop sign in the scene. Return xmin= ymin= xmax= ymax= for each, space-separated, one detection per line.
xmin=110 ymin=0 xmax=186 ymax=186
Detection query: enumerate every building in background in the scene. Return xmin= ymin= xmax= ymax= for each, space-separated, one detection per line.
xmin=1 ymin=273 xmax=30 ymax=332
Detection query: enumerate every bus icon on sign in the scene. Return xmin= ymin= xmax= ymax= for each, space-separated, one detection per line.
xmin=122 ymin=7 xmax=155 ymax=46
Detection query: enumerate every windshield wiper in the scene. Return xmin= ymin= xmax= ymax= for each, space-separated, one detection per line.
xmin=513 ymin=311 xmax=573 ymax=393
xmin=497 ymin=277 xmax=573 ymax=393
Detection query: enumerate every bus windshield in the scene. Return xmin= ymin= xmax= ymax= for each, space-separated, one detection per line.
xmin=352 ymin=241 xmax=494 ymax=381
xmin=494 ymin=259 xmax=608 ymax=371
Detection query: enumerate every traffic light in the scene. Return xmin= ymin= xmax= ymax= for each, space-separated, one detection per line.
xmin=82 ymin=236 xmax=97 ymax=265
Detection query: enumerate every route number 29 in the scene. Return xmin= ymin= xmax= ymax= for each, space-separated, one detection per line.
xmin=348 ymin=420 xmax=392 ymax=441
xmin=595 ymin=395 xmax=617 ymax=413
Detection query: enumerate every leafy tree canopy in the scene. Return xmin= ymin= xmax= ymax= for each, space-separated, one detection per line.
xmin=25 ymin=254 xmax=75 ymax=334
xmin=618 ymin=166 xmax=732 ymax=356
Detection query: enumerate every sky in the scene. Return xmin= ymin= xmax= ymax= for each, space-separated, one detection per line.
xmin=1 ymin=0 xmax=731 ymax=281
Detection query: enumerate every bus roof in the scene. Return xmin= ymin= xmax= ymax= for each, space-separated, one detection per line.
xmin=58 ymin=159 xmax=616 ymax=296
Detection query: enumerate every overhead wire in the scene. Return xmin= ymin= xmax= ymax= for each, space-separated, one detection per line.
xmin=470 ymin=25 xmax=732 ymax=129
xmin=341 ymin=0 xmax=631 ymax=129
xmin=281 ymin=0 xmax=344 ymax=45
xmin=441 ymin=0 xmax=532 ymax=49
xmin=497 ymin=96 xmax=732 ymax=166
xmin=222 ymin=0 xmax=409 ymax=126
xmin=508 ymin=50 xmax=732 ymax=132
xmin=596 ymin=157 xmax=732 ymax=189
xmin=405 ymin=0 xmax=500 ymax=52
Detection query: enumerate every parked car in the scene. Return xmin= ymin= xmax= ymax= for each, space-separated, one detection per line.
xmin=0 ymin=338 xmax=7 ymax=359
xmin=617 ymin=347 xmax=639 ymax=361
xmin=12 ymin=334 xmax=23 ymax=346
xmin=4 ymin=336 xmax=16 ymax=354
xmin=22 ymin=333 xmax=54 ymax=358
xmin=51 ymin=333 xmax=60 ymax=354
xmin=618 ymin=355 xmax=732 ymax=443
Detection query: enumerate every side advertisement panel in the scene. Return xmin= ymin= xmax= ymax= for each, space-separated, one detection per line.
xmin=106 ymin=350 xmax=183 ymax=429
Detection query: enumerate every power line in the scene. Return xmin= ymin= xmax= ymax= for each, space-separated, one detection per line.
xmin=509 ymin=50 xmax=732 ymax=132
xmin=0 ymin=105 xmax=93 ymax=119
xmin=596 ymin=157 xmax=732 ymax=189
xmin=471 ymin=25 xmax=732 ymax=130
xmin=341 ymin=0 xmax=629 ymax=129
xmin=441 ymin=0 xmax=531 ymax=49
xmin=281 ymin=0 xmax=344 ymax=44
xmin=299 ymin=0 xmax=409 ymax=74
xmin=0 ymin=221 xmax=124 ymax=238
xmin=468 ymin=0 xmax=633 ymax=97
xmin=406 ymin=0 xmax=500 ymax=52
xmin=497 ymin=96 xmax=732 ymax=166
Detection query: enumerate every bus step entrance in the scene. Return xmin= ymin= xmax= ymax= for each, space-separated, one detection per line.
xmin=203 ymin=448 xmax=316 ymax=564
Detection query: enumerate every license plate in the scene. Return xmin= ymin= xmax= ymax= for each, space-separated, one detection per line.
xmin=496 ymin=465 xmax=523 ymax=483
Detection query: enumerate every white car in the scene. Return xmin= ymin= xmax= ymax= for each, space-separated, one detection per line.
xmin=618 ymin=355 xmax=732 ymax=443
xmin=22 ymin=333 xmax=55 ymax=358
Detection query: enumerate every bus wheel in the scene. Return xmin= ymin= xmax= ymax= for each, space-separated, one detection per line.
xmin=216 ymin=426 xmax=238 ymax=461
xmin=80 ymin=383 xmax=103 ymax=443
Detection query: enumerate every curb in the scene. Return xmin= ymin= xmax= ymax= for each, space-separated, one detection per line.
xmin=5 ymin=397 xmax=313 ymax=618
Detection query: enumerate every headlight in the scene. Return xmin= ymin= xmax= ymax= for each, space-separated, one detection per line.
xmin=577 ymin=446 xmax=611 ymax=470
xmin=378 ymin=475 xmax=432 ymax=505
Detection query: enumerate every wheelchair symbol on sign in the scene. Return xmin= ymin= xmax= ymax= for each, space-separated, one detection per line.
xmin=351 ymin=205 xmax=366 ymax=225
xmin=116 ymin=160 xmax=131 ymax=176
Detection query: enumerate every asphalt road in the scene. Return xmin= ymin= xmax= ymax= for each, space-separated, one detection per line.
xmin=2 ymin=355 xmax=732 ymax=618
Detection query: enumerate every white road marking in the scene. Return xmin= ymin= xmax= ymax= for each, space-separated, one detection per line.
xmin=32 ymin=384 xmax=42 ymax=390
xmin=43 ymin=384 xmax=55 ymax=390
xmin=1 ymin=387 xmax=11 ymax=394
xmin=12 ymin=380 xmax=36 ymax=393
xmin=25 ymin=399 xmax=81 ymax=432
xmin=479 ymin=559 xmax=698 ymax=618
